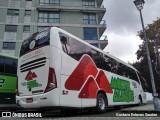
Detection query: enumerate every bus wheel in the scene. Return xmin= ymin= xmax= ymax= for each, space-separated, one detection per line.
xmin=96 ymin=93 xmax=107 ymax=113
xmin=138 ymin=95 xmax=143 ymax=106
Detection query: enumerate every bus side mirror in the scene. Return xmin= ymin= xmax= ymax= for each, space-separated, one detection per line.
xmin=60 ymin=36 xmax=67 ymax=45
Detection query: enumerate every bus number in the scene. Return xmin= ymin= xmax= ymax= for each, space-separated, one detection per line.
xmin=35 ymin=31 xmax=48 ymax=41
xmin=0 ymin=78 xmax=5 ymax=87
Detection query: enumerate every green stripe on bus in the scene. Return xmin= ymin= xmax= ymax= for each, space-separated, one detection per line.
xmin=0 ymin=53 xmax=18 ymax=59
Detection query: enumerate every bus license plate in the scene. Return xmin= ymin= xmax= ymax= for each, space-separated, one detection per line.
xmin=26 ymin=98 xmax=33 ymax=103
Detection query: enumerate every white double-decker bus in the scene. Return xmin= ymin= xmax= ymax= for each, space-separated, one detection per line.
xmin=16 ymin=27 xmax=146 ymax=113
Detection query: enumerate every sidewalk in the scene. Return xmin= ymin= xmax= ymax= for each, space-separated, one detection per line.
xmin=121 ymin=103 xmax=154 ymax=111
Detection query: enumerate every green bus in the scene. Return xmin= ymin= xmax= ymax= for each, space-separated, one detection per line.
xmin=0 ymin=54 xmax=18 ymax=109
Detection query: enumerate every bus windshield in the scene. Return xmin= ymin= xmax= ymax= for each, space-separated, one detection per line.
xmin=20 ymin=29 xmax=50 ymax=57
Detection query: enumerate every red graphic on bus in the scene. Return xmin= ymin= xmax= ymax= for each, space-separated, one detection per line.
xmin=65 ymin=55 xmax=98 ymax=91
xmin=65 ymin=55 xmax=113 ymax=99
xmin=96 ymin=70 xmax=113 ymax=93
xmin=25 ymin=71 xmax=37 ymax=81
xmin=78 ymin=76 xmax=99 ymax=98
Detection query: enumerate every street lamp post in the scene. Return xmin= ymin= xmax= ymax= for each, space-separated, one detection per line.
xmin=133 ymin=0 xmax=160 ymax=111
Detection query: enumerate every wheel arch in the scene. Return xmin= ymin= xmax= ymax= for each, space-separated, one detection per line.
xmin=97 ymin=90 xmax=108 ymax=104
xmin=138 ymin=94 xmax=143 ymax=105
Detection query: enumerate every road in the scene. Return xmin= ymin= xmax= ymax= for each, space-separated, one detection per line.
xmin=0 ymin=103 xmax=160 ymax=120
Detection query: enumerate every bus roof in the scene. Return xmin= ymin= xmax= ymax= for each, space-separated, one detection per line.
xmin=0 ymin=53 xmax=18 ymax=59
xmin=54 ymin=27 xmax=137 ymax=72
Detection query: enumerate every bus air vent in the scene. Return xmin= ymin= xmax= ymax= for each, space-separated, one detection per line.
xmin=20 ymin=57 xmax=47 ymax=72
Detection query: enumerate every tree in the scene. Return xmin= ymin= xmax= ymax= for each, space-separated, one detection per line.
xmin=133 ymin=18 xmax=160 ymax=94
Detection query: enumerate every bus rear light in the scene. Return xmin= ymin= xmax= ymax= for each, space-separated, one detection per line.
xmin=49 ymin=83 xmax=56 ymax=88
xmin=44 ymin=67 xmax=57 ymax=93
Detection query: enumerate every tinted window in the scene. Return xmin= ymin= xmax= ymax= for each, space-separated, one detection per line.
xmin=60 ymin=32 xmax=85 ymax=61
xmin=20 ymin=29 xmax=50 ymax=56
xmin=69 ymin=37 xmax=85 ymax=60
xmin=0 ymin=57 xmax=5 ymax=73
xmin=128 ymin=69 xmax=139 ymax=83
xmin=85 ymin=45 xmax=102 ymax=68
xmin=84 ymin=28 xmax=97 ymax=40
xmin=4 ymin=58 xmax=17 ymax=75
xmin=117 ymin=63 xmax=127 ymax=77
xmin=116 ymin=63 xmax=139 ymax=82
xmin=102 ymin=55 xmax=118 ymax=73
xmin=59 ymin=32 xmax=139 ymax=82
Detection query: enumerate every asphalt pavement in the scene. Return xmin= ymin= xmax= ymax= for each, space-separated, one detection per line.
xmin=1 ymin=102 xmax=160 ymax=120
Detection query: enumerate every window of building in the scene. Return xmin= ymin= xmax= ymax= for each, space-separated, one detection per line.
xmin=23 ymin=25 xmax=30 ymax=32
xmin=83 ymin=13 xmax=96 ymax=24
xmin=7 ymin=9 xmax=19 ymax=16
xmin=25 ymin=10 xmax=31 ymax=16
xmin=3 ymin=42 xmax=16 ymax=50
xmin=5 ymin=25 xmax=17 ymax=32
xmin=38 ymin=11 xmax=60 ymax=23
xmin=26 ymin=0 xmax=32 ymax=1
xmin=37 ymin=26 xmax=49 ymax=31
xmin=82 ymin=0 xmax=95 ymax=7
xmin=84 ymin=28 xmax=97 ymax=40
xmin=91 ymin=43 xmax=99 ymax=48
xmin=39 ymin=0 xmax=60 ymax=5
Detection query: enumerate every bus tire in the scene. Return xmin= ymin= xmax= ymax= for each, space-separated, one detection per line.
xmin=96 ymin=93 xmax=107 ymax=113
xmin=138 ymin=95 xmax=143 ymax=106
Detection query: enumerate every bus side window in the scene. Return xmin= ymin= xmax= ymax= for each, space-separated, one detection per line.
xmin=84 ymin=45 xmax=102 ymax=68
xmin=60 ymin=35 xmax=70 ymax=54
xmin=69 ymin=37 xmax=85 ymax=61
xmin=101 ymin=55 xmax=118 ymax=73
xmin=128 ymin=69 xmax=139 ymax=83
xmin=0 ymin=56 xmax=5 ymax=73
xmin=102 ymin=55 xmax=111 ymax=72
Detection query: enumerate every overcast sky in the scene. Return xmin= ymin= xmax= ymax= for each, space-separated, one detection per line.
xmin=103 ymin=0 xmax=160 ymax=63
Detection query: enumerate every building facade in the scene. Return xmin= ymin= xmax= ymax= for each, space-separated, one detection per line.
xmin=0 ymin=0 xmax=107 ymax=56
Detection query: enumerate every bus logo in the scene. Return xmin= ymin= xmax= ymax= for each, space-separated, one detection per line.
xmin=21 ymin=71 xmax=42 ymax=91
xmin=0 ymin=78 xmax=5 ymax=87
xmin=25 ymin=71 xmax=37 ymax=81
xmin=29 ymin=40 xmax=36 ymax=50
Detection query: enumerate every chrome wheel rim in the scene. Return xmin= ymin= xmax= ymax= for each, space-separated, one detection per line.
xmin=98 ymin=98 xmax=105 ymax=110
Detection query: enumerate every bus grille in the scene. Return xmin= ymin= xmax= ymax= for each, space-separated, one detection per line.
xmin=20 ymin=57 xmax=47 ymax=72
